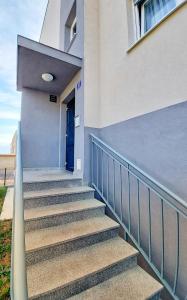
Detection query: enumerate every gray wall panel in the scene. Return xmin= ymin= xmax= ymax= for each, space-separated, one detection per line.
xmin=99 ymin=101 xmax=187 ymax=200
xmin=21 ymin=88 xmax=60 ymax=168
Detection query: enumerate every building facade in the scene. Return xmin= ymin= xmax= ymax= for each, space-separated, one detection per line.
xmin=19 ymin=0 xmax=187 ymax=199
xmin=17 ymin=1 xmax=187 ymax=299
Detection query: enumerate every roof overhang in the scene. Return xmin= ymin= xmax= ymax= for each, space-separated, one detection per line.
xmin=17 ymin=35 xmax=82 ymax=95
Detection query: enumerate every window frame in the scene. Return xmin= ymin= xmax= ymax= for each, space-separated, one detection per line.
xmin=135 ymin=0 xmax=185 ymax=38
xmin=70 ymin=17 xmax=77 ymax=42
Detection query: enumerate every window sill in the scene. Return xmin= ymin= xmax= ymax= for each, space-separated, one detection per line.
xmin=127 ymin=0 xmax=187 ymax=53
xmin=66 ymin=33 xmax=77 ymax=53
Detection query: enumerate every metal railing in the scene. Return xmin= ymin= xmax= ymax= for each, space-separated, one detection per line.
xmin=90 ymin=134 xmax=187 ymax=300
xmin=11 ymin=122 xmax=28 ymax=300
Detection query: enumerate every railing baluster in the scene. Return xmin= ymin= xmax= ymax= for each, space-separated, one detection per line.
xmin=161 ymin=198 xmax=164 ymax=278
xmin=107 ymin=154 xmax=109 ymax=204
xmin=137 ymin=179 xmax=141 ymax=246
xmin=97 ymin=146 xmax=99 ymax=188
xmin=173 ymin=212 xmax=180 ymax=294
xmin=102 ymin=150 xmax=104 ymax=196
xmin=120 ymin=164 xmax=123 ymax=221
xmin=91 ymin=140 xmax=94 ymax=185
xmin=148 ymin=188 xmax=152 ymax=261
xmin=113 ymin=159 xmax=116 ymax=212
xmin=128 ymin=167 xmax=131 ymax=233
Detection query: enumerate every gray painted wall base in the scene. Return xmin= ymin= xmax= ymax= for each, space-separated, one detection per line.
xmin=85 ymin=101 xmax=187 ymax=200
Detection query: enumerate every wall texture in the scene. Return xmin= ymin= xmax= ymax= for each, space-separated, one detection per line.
xmin=40 ymin=0 xmax=61 ymax=48
xmin=83 ymin=0 xmax=187 ymax=128
xmin=21 ymin=89 xmax=60 ymax=168
xmin=99 ymin=0 xmax=187 ymax=127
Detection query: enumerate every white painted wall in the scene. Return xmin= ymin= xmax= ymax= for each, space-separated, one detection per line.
xmin=84 ymin=0 xmax=100 ymax=128
xmin=40 ymin=0 xmax=61 ymax=49
xmin=84 ymin=0 xmax=187 ymax=128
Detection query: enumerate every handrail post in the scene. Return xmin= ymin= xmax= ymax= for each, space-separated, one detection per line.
xmin=11 ymin=122 xmax=28 ymax=300
xmin=4 ymin=168 xmax=7 ymax=186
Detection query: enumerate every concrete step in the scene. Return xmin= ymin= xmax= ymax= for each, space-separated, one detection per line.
xmin=24 ymin=186 xmax=95 ymax=209
xmin=27 ymin=237 xmax=138 ymax=300
xmin=25 ymin=215 xmax=120 ymax=265
xmin=69 ymin=266 xmax=163 ymax=300
xmin=25 ymin=199 xmax=105 ymax=232
xmin=23 ymin=177 xmax=83 ymax=192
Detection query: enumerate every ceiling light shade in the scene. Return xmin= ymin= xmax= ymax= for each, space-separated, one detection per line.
xmin=42 ymin=73 xmax=54 ymax=82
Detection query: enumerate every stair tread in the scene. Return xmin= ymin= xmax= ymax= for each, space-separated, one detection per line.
xmin=26 ymin=215 xmax=119 ymax=252
xmin=27 ymin=237 xmax=138 ymax=298
xmin=23 ymin=174 xmax=82 ymax=184
xmin=24 ymin=199 xmax=105 ymax=221
xmin=69 ymin=266 xmax=163 ymax=300
xmin=24 ymin=186 xmax=94 ymax=199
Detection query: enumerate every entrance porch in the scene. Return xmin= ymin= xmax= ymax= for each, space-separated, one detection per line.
xmin=17 ymin=36 xmax=83 ymax=175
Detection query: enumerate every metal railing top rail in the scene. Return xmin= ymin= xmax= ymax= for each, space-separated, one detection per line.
xmin=90 ymin=134 xmax=187 ymax=216
xmin=11 ymin=122 xmax=28 ymax=300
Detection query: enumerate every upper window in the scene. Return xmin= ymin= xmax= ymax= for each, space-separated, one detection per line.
xmin=64 ymin=1 xmax=77 ymax=51
xmin=135 ymin=0 xmax=184 ymax=37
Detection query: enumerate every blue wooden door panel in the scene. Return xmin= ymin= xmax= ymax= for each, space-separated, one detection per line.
xmin=66 ymin=98 xmax=75 ymax=172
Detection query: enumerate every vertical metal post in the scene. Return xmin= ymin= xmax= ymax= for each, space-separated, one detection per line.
xmin=173 ymin=212 xmax=179 ymax=294
xmin=128 ymin=167 xmax=131 ymax=233
xmin=161 ymin=198 xmax=164 ymax=278
xmin=148 ymin=188 xmax=152 ymax=261
xmin=120 ymin=164 xmax=123 ymax=221
xmin=4 ymin=168 xmax=7 ymax=186
xmin=107 ymin=155 xmax=109 ymax=204
xmin=102 ymin=150 xmax=104 ymax=196
xmin=113 ymin=159 xmax=116 ymax=212
xmin=97 ymin=147 xmax=99 ymax=189
xmin=137 ymin=179 xmax=141 ymax=246
xmin=91 ymin=140 xmax=94 ymax=185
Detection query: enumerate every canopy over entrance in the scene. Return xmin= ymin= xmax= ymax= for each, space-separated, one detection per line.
xmin=17 ymin=36 xmax=82 ymax=95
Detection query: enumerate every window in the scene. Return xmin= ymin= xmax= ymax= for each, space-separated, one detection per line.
xmin=70 ymin=18 xmax=77 ymax=42
xmin=64 ymin=1 xmax=77 ymax=51
xmin=135 ymin=0 xmax=184 ymax=37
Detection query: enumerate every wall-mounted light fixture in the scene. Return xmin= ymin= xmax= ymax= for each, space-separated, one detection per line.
xmin=42 ymin=73 xmax=54 ymax=82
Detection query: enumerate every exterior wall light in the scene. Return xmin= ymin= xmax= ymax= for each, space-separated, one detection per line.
xmin=42 ymin=73 xmax=54 ymax=82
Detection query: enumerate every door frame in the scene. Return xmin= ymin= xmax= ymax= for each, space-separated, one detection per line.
xmin=65 ymin=97 xmax=75 ymax=172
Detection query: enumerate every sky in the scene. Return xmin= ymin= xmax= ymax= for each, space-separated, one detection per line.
xmin=0 ymin=0 xmax=48 ymax=153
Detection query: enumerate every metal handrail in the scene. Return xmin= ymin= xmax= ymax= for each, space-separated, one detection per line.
xmin=11 ymin=122 xmax=28 ymax=300
xmin=90 ymin=133 xmax=187 ymax=300
xmin=90 ymin=134 xmax=187 ymax=215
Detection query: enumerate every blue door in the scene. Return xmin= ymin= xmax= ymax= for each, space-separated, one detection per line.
xmin=66 ymin=98 xmax=75 ymax=172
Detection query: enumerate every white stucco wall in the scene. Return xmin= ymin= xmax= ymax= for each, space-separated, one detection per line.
xmin=40 ymin=0 xmax=61 ymax=49
xmin=84 ymin=0 xmax=100 ymax=128
xmin=84 ymin=0 xmax=187 ymax=128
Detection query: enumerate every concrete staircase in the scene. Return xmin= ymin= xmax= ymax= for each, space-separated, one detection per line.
xmin=23 ymin=171 xmax=163 ymax=300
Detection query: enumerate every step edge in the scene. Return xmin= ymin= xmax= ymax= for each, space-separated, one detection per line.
xmin=25 ymin=203 xmax=106 ymax=222
xmin=28 ymin=252 xmax=138 ymax=299
xmin=24 ymin=187 xmax=95 ymax=200
xmin=26 ymin=223 xmax=120 ymax=252
xmin=23 ymin=177 xmax=82 ymax=185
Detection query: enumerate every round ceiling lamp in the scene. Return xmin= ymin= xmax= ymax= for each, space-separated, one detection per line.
xmin=42 ymin=73 xmax=54 ymax=82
